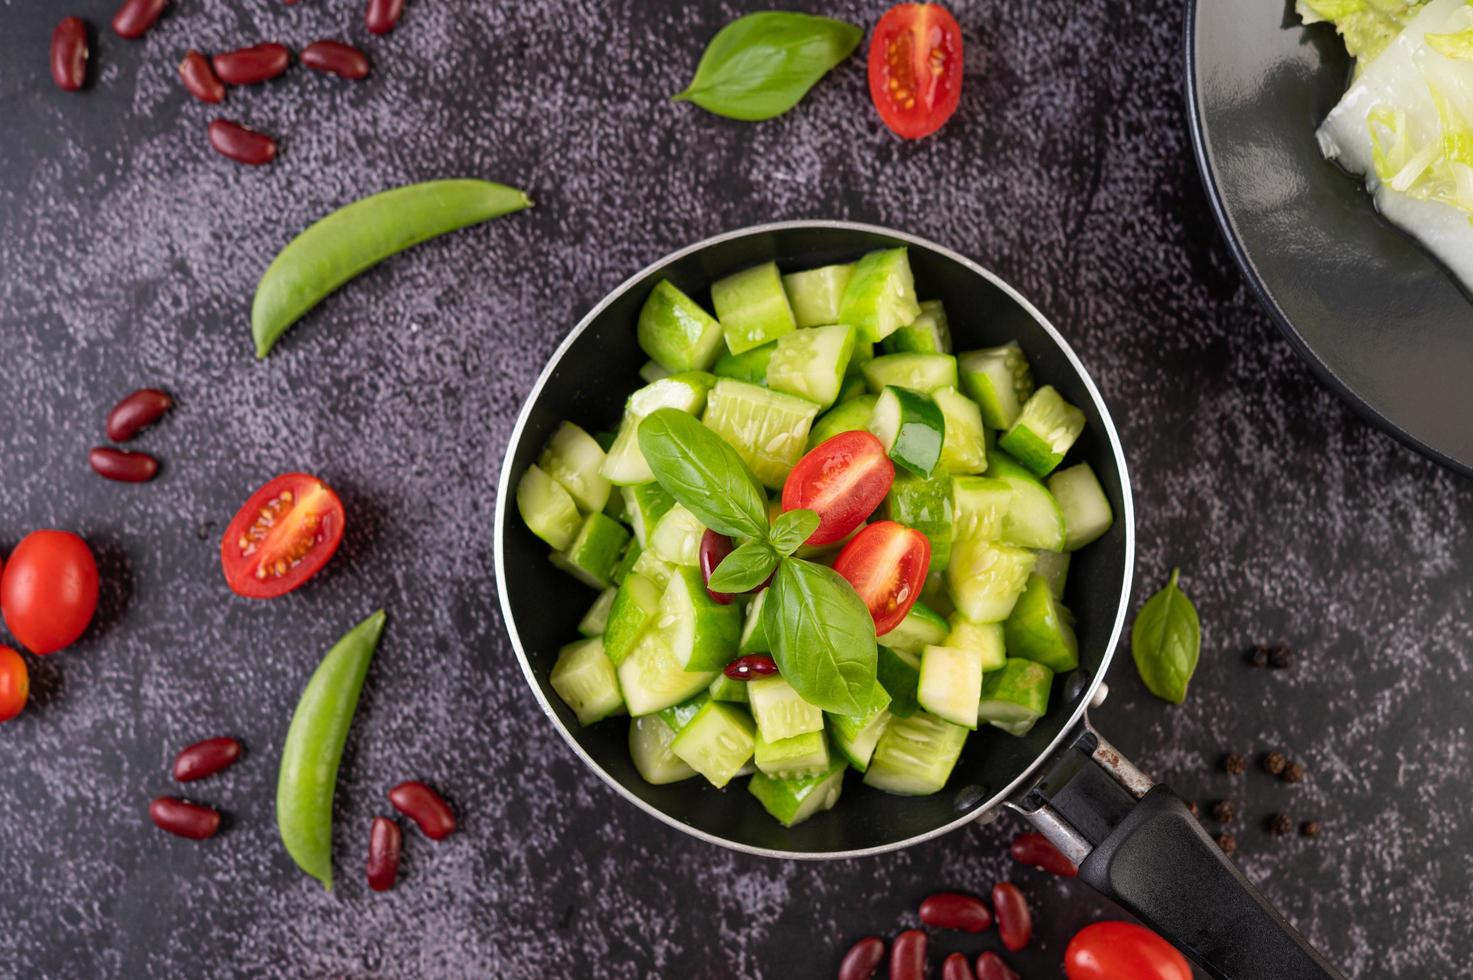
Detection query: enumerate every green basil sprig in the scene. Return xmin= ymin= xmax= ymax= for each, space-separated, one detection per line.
xmin=764 ymin=558 xmax=877 ymax=716
xmin=707 ymin=541 xmax=779 ymax=594
xmin=673 ymin=12 xmax=863 ymax=122
xmin=1130 ymin=569 xmax=1201 ymax=704
xmin=769 ymin=509 xmax=819 ymax=556
xmin=637 ymin=409 xmax=769 ymax=540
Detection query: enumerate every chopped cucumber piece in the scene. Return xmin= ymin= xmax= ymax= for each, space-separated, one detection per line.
xmin=578 ymin=587 xmax=617 ymax=638
xmin=702 ymin=378 xmax=820 ymax=489
xmin=638 ymin=280 xmax=725 ymax=372
xmin=828 ymin=704 xmax=892 ymax=772
xmin=921 ymin=571 xmax=956 ymax=619
xmin=782 ymin=264 xmax=854 ymax=328
xmin=748 ymin=675 xmax=825 ymax=741
xmin=884 ymin=472 xmax=955 ymax=574
xmin=977 ymin=658 xmax=1053 ymax=735
xmin=1003 ymin=575 xmax=1079 ymax=672
xmin=538 ymin=421 xmax=612 ymax=514
xmin=1047 ymin=463 xmax=1114 ymax=551
xmin=709 ymin=672 xmax=750 ymax=704
xmin=516 ymin=464 xmax=582 ymax=551
xmin=918 ymin=645 xmax=983 ymax=729
xmin=616 ymin=628 xmax=716 ymax=716
xmin=958 ymin=342 xmax=1034 ymax=430
xmin=877 ymin=646 xmax=922 ymax=718
xmin=549 ymin=637 xmax=623 ymax=725
xmin=712 ymin=261 xmax=797 ymax=355
xmin=639 ymin=360 xmax=671 ymax=383
xmin=630 ymin=715 xmax=697 ymax=784
xmin=1033 ymin=549 xmax=1070 ymax=600
xmin=604 ymin=572 xmax=662 ymax=666
xmin=942 ymin=616 xmax=1007 ymax=672
xmin=987 ymin=452 xmax=1067 ymax=551
xmin=749 ymin=757 xmax=846 ymax=827
xmin=621 ymin=482 xmax=675 ymax=547
xmin=630 ymin=546 xmax=676 ymax=590
xmin=862 ymin=352 xmax=959 ymax=395
xmin=835 ymin=375 xmax=868 ymax=404
xmin=658 ymin=692 xmax=711 ymax=733
xmin=868 ymin=386 xmax=945 ymax=479
xmin=807 ymin=395 xmax=878 ymax=451
xmin=934 ymin=387 xmax=990 ymax=475
xmin=650 ymin=504 xmax=704 ymax=566
xmin=864 ymin=711 xmax=968 ymax=796
xmin=604 ymin=485 xmax=629 ymax=522
xmin=669 ymin=701 xmax=756 ymax=788
xmin=998 ymin=386 xmax=1086 ymax=477
xmin=738 ymin=588 xmax=771 ymax=653
xmin=659 ymin=566 xmax=742 ymax=671
xmin=847 ymin=339 xmax=875 ymax=377
xmin=610 ymin=538 xmax=639 ymax=584
xmin=550 ymin=512 xmax=631 ymax=589
xmin=754 ymin=729 xmax=831 ymax=779
xmin=952 ymin=475 xmax=1013 ymax=543
xmin=947 ymin=537 xmax=1037 ymax=623
xmin=712 ymin=340 xmax=776 ymax=384
xmin=839 ymin=247 xmax=921 ymax=343
xmin=882 ymin=299 xmax=950 ymax=354
xmin=600 ymin=376 xmax=710 ymax=485
xmin=880 ymin=601 xmax=950 ymax=655
xmin=766 ymin=324 xmax=856 ymax=409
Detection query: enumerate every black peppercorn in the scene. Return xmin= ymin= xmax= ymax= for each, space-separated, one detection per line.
xmin=1269 ymin=646 xmax=1293 ymax=669
xmin=1269 ymin=813 xmax=1294 ymax=836
xmin=1282 ymin=761 xmax=1305 ymax=784
xmin=1216 ymin=833 xmax=1236 ymax=855
xmin=1223 ymin=752 xmax=1247 ymax=776
xmin=1212 ymin=800 xmax=1235 ymax=823
xmin=1263 ymin=751 xmax=1287 ymax=776
xmin=1301 ymin=820 xmax=1320 ymax=837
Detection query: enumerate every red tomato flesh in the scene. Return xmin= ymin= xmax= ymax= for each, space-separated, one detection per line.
xmin=1064 ymin=922 xmax=1192 ymax=980
xmin=781 ymin=431 xmax=894 ymax=547
xmin=221 ymin=473 xmax=345 ymax=599
xmin=1 ymin=530 xmax=99 ymax=655
xmin=831 ymin=521 xmax=928 ymax=636
xmin=0 ymin=646 xmax=29 ymax=722
xmin=868 ymin=3 xmax=964 ymax=140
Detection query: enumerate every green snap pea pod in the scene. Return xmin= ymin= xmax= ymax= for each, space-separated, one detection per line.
xmin=251 ymin=180 xmax=532 ymax=358
xmin=277 ymin=609 xmax=386 ymax=890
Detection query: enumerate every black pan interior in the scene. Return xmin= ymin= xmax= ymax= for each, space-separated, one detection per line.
xmin=497 ymin=225 xmax=1130 ymax=854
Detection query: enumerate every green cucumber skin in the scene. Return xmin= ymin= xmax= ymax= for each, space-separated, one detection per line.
xmin=713 ymin=341 xmax=777 ymax=384
xmin=808 ymin=395 xmax=878 ymax=451
xmin=637 ymin=280 xmax=725 ymax=373
xmin=550 ymin=637 xmax=624 ymax=726
xmin=1003 ymin=575 xmax=1080 ymax=672
xmin=783 ymin=264 xmax=854 ymax=329
xmin=748 ymin=758 xmax=846 ymax=827
xmin=876 ymin=646 xmax=921 ymax=717
xmin=838 ymin=247 xmax=921 ymax=343
xmin=516 ymin=465 xmax=582 ymax=552
xmin=885 ymin=473 xmax=955 ymax=575
xmin=978 ymin=658 xmax=1053 ymax=726
xmin=712 ymin=262 xmax=798 ymax=355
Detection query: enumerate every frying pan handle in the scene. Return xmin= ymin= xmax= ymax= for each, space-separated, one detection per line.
xmin=1010 ymin=716 xmax=1343 ymax=980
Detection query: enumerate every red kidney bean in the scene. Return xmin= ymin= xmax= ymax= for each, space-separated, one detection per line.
xmin=366 ymin=816 xmax=402 ymax=892
xmin=838 ymin=936 xmax=885 ymax=980
xmin=365 ymin=0 xmax=406 ymax=35
xmin=208 ymin=120 xmax=278 ymax=166
xmin=942 ymin=953 xmax=975 ymax=980
xmin=919 ymin=891 xmax=992 ymax=933
xmin=991 ymin=882 xmax=1032 ymax=953
xmin=111 ymin=0 xmax=167 ymax=39
xmin=387 ymin=780 xmax=456 ymax=839
xmin=723 ymin=653 xmax=777 ymax=681
xmin=50 ymin=18 xmax=89 ymax=92
xmin=177 ymin=52 xmax=225 ymax=104
xmin=149 ymin=797 xmax=221 ymax=839
xmin=1009 ymin=831 xmax=1079 ymax=877
xmin=699 ymin=530 xmax=735 ymax=604
xmin=89 ymin=447 xmax=159 ymax=483
xmin=212 ymin=44 xmax=291 ymax=86
xmin=106 ymin=387 xmax=173 ymax=442
xmin=888 ymin=930 xmax=925 ymax=980
xmin=974 ymin=952 xmax=1020 ymax=980
xmin=301 ymin=40 xmax=371 ymax=81
xmin=172 ymin=737 xmax=242 ymax=782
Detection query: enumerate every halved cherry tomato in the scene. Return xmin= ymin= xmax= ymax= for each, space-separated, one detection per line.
xmin=831 ymin=520 xmax=928 ymax=636
xmin=1064 ymin=922 xmax=1191 ymax=980
xmin=868 ymin=3 xmax=964 ymax=140
xmin=0 ymin=646 xmax=29 ymax=722
xmin=1 ymin=530 xmax=99 ymax=655
xmin=781 ymin=431 xmax=894 ymax=547
xmin=221 ymin=473 xmax=345 ymax=599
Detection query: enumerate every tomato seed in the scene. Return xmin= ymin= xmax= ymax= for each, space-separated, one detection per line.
xmin=991 ymin=882 xmax=1032 ymax=952
xmin=212 ymin=44 xmax=290 ymax=86
xmin=173 ymin=737 xmax=242 ymax=782
xmin=301 ymin=40 xmax=371 ymax=80
xmin=208 ymin=120 xmax=278 ymax=166
xmin=50 ymin=17 xmax=89 ymax=92
xmin=178 ymin=52 xmax=225 ymax=104
xmin=365 ymin=0 xmax=406 ymax=35
xmin=942 ymin=953 xmax=975 ymax=980
xmin=366 ymin=816 xmax=402 ymax=892
xmin=974 ymin=952 xmax=1020 ymax=980
xmin=838 ymin=936 xmax=885 ymax=980
xmin=723 ymin=654 xmax=777 ymax=681
xmin=919 ymin=891 xmax=992 ymax=933
xmin=112 ymin=0 xmax=167 ymax=40
xmin=387 ymin=781 xmax=456 ymax=840
xmin=1009 ymin=831 xmax=1078 ymax=877
xmin=89 ymin=447 xmax=159 ymax=483
xmin=149 ymin=797 xmax=221 ymax=840
xmin=888 ymin=930 xmax=925 ymax=980
xmin=106 ymin=387 xmax=173 ymax=442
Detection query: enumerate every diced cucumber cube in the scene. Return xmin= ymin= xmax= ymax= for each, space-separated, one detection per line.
xmin=921 ymin=570 xmax=956 ymax=619
xmin=538 ymin=421 xmax=612 ymax=514
xmin=578 ymin=587 xmax=617 ymax=638
xmin=610 ymin=539 xmax=639 ymax=584
xmin=869 ymin=386 xmax=945 ymax=479
xmin=828 ymin=705 xmax=892 ymax=772
xmin=748 ymin=675 xmax=825 ymax=741
xmin=639 ymin=360 xmax=671 ymax=383
xmin=604 ymin=572 xmax=662 ymax=666
xmin=882 ymin=299 xmax=951 ymax=354
xmin=807 ymin=394 xmax=878 ymax=451
xmin=862 ymin=353 xmax=959 ymax=395
xmin=836 ymin=375 xmax=868 ymax=404
xmin=952 ymin=475 xmax=1013 ymax=543
xmin=934 ymin=387 xmax=990 ymax=475
xmin=1003 ymin=575 xmax=1079 ymax=672
xmin=702 ymin=378 xmax=820 ymax=489
xmin=1033 ymin=550 xmax=1070 ymax=600
xmin=600 ymin=376 xmax=711 ymax=485
xmin=638 ymin=280 xmax=725 ymax=372
xmin=516 ymin=464 xmax=582 ymax=551
xmin=987 ymin=452 xmax=1066 ymax=551
xmin=630 ymin=547 xmax=676 ymax=590
xmin=616 ymin=628 xmax=716 ymax=716
xmin=958 ymin=342 xmax=1035 ymax=430
xmin=748 ymin=757 xmax=846 ymax=827
xmin=550 ymin=512 xmax=631 ymax=589
xmin=650 ymin=504 xmax=704 ymax=566
xmin=549 ymin=637 xmax=624 ymax=725
xmin=712 ymin=340 xmax=776 ymax=384
xmin=766 ymin=324 xmax=857 ymax=409
xmin=880 ymin=601 xmax=950 ymax=655
xmin=1047 ymin=463 xmax=1114 ymax=551
xmin=847 ymin=339 xmax=875 ymax=378
xmin=884 ymin=472 xmax=955 ymax=574
xmin=659 ymin=566 xmax=742 ymax=671
xmin=669 ymin=701 xmax=756 ymax=788
xmin=657 ymin=692 xmax=711 ymax=733
xmin=630 ymin=715 xmax=698 ymax=784
xmin=604 ymin=486 xmax=629 ymax=522
xmin=739 ymin=589 xmax=771 ymax=654
xmin=712 ymin=261 xmax=797 ymax=355
xmin=621 ymin=482 xmax=675 ymax=547
xmin=864 ymin=711 xmax=968 ymax=796
xmin=998 ymin=386 xmax=1086 ymax=476
xmin=977 ymin=658 xmax=1053 ymax=735
xmin=782 ymin=263 xmax=854 ymax=328
xmin=754 ymin=729 xmax=831 ymax=779
xmin=839 ymin=247 xmax=921 ymax=343
xmin=918 ymin=645 xmax=983 ymax=729
xmin=709 ymin=673 xmax=750 ymax=704
xmin=942 ymin=616 xmax=1007 ymax=672
xmin=877 ymin=646 xmax=921 ymax=718
xmin=948 ymin=537 xmax=1037 ymax=623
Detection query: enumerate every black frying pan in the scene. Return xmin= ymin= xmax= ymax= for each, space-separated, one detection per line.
xmin=493 ymin=222 xmax=1343 ymax=979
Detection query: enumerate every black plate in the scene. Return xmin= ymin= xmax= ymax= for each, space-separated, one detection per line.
xmin=494 ymin=222 xmax=1134 ymax=857
xmin=1187 ymin=0 xmax=1473 ymax=478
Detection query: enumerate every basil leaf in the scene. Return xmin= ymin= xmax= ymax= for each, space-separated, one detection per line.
xmin=765 ymin=557 xmax=877 ymax=715
xmin=769 ymin=509 xmax=820 ymax=556
xmin=673 ymin=12 xmax=863 ymax=122
xmin=708 ymin=541 xmax=779 ymax=594
xmin=637 ymin=409 xmax=770 ymax=540
xmin=1130 ymin=569 xmax=1201 ymax=704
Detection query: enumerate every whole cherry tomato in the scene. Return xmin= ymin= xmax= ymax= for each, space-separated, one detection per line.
xmin=1 ymin=531 xmax=99 ymax=654
xmin=1064 ymin=922 xmax=1192 ymax=980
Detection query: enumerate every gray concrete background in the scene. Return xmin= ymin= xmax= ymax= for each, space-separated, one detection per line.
xmin=1 ymin=0 xmax=1470 ymax=976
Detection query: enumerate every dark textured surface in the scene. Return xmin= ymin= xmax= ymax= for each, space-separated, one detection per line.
xmin=0 ymin=1 xmax=1469 ymax=978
